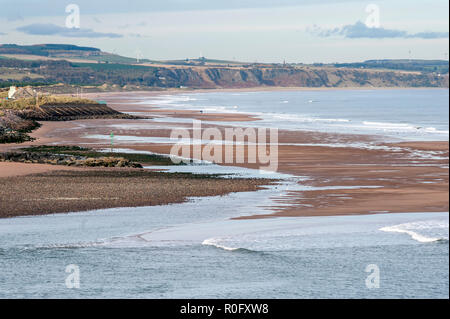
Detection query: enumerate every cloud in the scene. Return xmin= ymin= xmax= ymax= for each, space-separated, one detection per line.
xmin=16 ymin=23 xmax=122 ymax=38
xmin=0 ymin=32 xmax=6 ymax=36
xmin=310 ymin=21 xmax=449 ymax=39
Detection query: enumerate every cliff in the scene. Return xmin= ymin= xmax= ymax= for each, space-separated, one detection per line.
xmin=151 ymin=66 xmax=448 ymax=89
xmin=0 ymin=44 xmax=448 ymax=89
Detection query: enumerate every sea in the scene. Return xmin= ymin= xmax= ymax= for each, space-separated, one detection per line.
xmin=145 ymin=88 xmax=449 ymax=141
xmin=0 ymin=89 xmax=448 ymax=298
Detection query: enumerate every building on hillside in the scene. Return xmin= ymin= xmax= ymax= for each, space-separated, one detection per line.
xmin=7 ymin=86 xmax=38 ymax=99
xmin=7 ymin=86 xmax=16 ymax=99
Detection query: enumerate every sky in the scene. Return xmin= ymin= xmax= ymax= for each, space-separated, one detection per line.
xmin=0 ymin=0 xmax=448 ymax=63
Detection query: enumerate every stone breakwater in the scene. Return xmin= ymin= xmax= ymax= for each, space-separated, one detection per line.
xmin=0 ymin=103 xmax=143 ymax=144
xmin=0 ymin=152 xmax=143 ymax=168
xmin=16 ymin=104 xmax=141 ymax=121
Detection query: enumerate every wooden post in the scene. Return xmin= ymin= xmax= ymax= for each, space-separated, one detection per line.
xmin=110 ymin=131 xmax=114 ymax=153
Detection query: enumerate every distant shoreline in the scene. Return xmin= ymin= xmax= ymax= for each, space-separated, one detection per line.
xmin=0 ymin=88 xmax=446 ymax=219
xmin=81 ymin=86 xmax=449 ymax=98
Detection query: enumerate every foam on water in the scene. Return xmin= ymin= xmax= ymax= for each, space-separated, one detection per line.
xmin=202 ymin=238 xmax=242 ymax=251
xmin=200 ymin=214 xmax=449 ymax=252
xmin=380 ymin=220 xmax=449 ymax=243
xmin=138 ymin=89 xmax=449 ymax=141
xmin=143 ymin=163 xmax=295 ymax=179
xmin=130 ymin=212 xmax=449 ymax=251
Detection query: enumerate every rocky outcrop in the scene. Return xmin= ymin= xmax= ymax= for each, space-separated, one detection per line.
xmin=1 ymin=100 xmax=141 ymax=144
xmin=0 ymin=128 xmax=34 ymax=144
xmin=0 ymin=152 xmax=143 ymax=168
xmin=0 ymin=110 xmax=39 ymax=143
xmin=0 ymin=110 xmax=37 ymax=131
xmin=16 ymin=104 xmax=138 ymax=121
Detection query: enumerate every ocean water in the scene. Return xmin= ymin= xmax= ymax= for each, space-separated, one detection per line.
xmin=0 ymin=178 xmax=448 ymax=298
xmin=1 ymin=89 xmax=449 ymax=299
xmin=144 ymin=89 xmax=449 ymax=141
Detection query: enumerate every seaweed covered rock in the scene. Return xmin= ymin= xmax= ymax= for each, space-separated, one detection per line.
xmin=0 ymin=152 xmax=142 ymax=168
xmin=0 ymin=126 xmax=35 ymax=144
xmin=79 ymin=157 xmax=142 ymax=168
xmin=0 ymin=110 xmax=39 ymax=143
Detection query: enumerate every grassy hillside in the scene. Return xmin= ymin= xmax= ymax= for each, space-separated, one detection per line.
xmin=0 ymin=44 xmax=448 ymax=89
xmin=0 ymin=95 xmax=99 ymax=110
xmin=334 ymin=59 xmax=449 ymax=74
xmin=0 ymin=44 xmax=100 ymax=57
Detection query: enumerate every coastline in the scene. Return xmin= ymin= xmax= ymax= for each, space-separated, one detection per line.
xmin=0 ymin=168 xmax=272 ymax=218
xmin=0 ymin=88 xmax=448 ymax=219
xmin=81 ymin=86 xmax=449 ymax=98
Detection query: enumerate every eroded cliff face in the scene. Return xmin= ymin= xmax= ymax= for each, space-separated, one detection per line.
xmin=153 ymin=66 xmax=448 ymax=89
xmin=2 ymin=54 xmax=446 ymax=89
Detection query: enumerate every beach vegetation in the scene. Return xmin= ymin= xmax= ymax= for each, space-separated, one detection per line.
xmin=0 ymin=95 xmax=99 ymax=110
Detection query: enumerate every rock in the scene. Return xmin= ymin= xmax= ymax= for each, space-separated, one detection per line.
xmin=0 ymin=152 xmax=143 ymax=168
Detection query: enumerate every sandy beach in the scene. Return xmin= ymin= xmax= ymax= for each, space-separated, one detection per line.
xmin=0 ymin=168 xmax=270 ymax=218
xmin=1 ymin=90 xmax=448 ymax=219
xmin=0 ymin=161 xmax=81 ymax=178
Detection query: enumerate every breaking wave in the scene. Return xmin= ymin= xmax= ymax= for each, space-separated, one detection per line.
xmin=201 ymin=238 xmax=259 ymax=253
xmin=379 ymin=220 xmax=449 ymax=243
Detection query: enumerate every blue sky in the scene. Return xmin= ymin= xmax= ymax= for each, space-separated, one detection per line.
xmin=0 ymin=0 xmax=448 ymax=63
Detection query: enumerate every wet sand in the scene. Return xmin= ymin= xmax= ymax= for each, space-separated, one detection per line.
xmin=0 ymin=162 xmax=81 ymax=178
xmin=1 ymin=90 xmax=448 ymax=218
xmin=0 ymin=168 xmax=271 ymax=218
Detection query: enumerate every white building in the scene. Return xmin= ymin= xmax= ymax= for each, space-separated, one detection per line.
xmin=7 ymin=86 xmax=17 ymax=99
